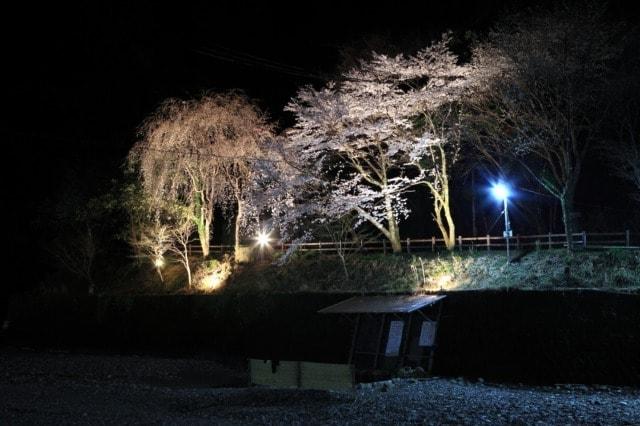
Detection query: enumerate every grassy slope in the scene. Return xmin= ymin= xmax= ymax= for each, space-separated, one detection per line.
xmin=226 ymin=249 xmax=640 ymax=293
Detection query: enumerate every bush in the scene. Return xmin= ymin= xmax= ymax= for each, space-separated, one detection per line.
xmin=192 ymin=256 xmax=233 ymax=292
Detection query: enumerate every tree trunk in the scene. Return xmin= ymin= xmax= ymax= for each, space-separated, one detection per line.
xmin=443 ymin=204 xmax=456 ymax=251
xmin=388 ymin=223 xmax=402 ymax=253
xmin=560 ymin=190 xmax=575 ymax=251
xmin=384 ymin=194 xmax=402 ymax=253
xmin=234 ymin=198 xmax=243 ymax=258
xmin=434 ymin=202 xmax=456 ymax=251
xmin=196 ymin=219 xmax=210 ymax=258
xmin=193 ymin=192 xmax=211 ymax=257
xmin=337 ymin=242 xmax=349 ymax=280
xmin=185 ymin=259 xmax=192 ymax=288
xmin=428 ymin=145 xmax=456 ymax=251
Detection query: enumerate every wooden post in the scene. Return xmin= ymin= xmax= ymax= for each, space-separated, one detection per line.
xmin=582 ymin=231 xmax=587 ymax=248
xmin=626 ymin=230 xmax=631 ymax=247
xmin=383 ymin=239 xmax=387 ymax=255
xmin=407 ymin=238 xmax=411 ymax=254
xmin=432 ymin=236 xmax=436 ymax=252
xmin=427 ymin=300 xmax=445 ymax=375
xmin=548 ymin=232 xmax=552 ymax=249
xmin=373 ymin=314 xmax=386 ymax=369
xmin=399 ymin=313 xmax=412 ymax=368
xmin=458 ymin=235 xmax=462 ymax=251
xmin=486 ymin=235 xmax=491 ymax=251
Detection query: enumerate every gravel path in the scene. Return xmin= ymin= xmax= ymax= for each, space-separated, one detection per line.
xmin=1 ymin=348 xmax=638 ymax=425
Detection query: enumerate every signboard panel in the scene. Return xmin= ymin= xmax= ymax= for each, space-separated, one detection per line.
xmin=419 ymin=320 xmax=437 ymax=346
xmin=385 ymin=320 xmax=404 ymax=356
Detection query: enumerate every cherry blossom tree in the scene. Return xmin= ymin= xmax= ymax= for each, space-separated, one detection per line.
xmin=129 ymin=92 xmax=272 ymax=258
xmin=283 ymin=34 xmax=480 ymax=252
xmin=213 ymin=99 xmax=273 ymax=258
xmin=409 ymin=105 xmax=463 ymax=250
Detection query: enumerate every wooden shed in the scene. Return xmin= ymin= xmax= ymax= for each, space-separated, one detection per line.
xmin=318 ymin=294 xmax=446 ymax=374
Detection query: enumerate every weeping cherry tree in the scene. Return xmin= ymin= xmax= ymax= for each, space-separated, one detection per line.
xmin=129 ymin=92 xmax=272 ymax=258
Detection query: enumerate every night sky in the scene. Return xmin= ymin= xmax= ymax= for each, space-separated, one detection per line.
xmin=5 ymin=1 xmax=639 ymax=293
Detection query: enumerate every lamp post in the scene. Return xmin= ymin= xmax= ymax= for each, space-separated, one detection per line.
xmin=491 ymin=183 xmax=512 ymax=263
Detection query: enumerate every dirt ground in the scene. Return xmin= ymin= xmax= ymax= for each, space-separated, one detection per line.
xmin=1 ymin=348 xmax=638 ymax=425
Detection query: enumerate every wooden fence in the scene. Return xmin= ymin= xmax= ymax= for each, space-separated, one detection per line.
xmin=187 ymin=230 xmax=637 ymax=256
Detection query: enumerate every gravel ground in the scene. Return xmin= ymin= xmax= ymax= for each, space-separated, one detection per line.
xmin=1 ymin=348 xmax=638 ymax=425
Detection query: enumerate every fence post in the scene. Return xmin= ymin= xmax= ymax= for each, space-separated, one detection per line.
xmin=431 ymin=236 xmax=436 ymax=252
xmin=626 ymin=230 xmax=631 ymax=247
xmin=383 ymin=239 xmax=387 ymax=255
xmin=582 ymin=231 xmax=587 ymax=248
xmin=458 ymin=235 xmax=462 ymax=251
xmin=486 ymin=235 xmax=490 ymax=251
xmin=406 ymin=238 xmax=411 ymax=254
xmin=548 ymin=232 xmax=552 ymax=249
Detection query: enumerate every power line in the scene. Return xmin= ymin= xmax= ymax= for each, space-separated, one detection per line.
xmin=208 ymin=44 xmax=309 ymax=73
xmin=193 ymin=45 xmax=328 ymax=81
xmin=486 ymin=210 xmax=504 ymax=234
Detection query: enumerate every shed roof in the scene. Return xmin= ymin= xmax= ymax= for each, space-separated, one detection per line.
xmin=318 ymin=295 xmax=446 ymax=314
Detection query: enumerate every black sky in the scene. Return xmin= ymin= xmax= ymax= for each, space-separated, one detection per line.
xmin=7 ymin=1 xmax=524 ymax=221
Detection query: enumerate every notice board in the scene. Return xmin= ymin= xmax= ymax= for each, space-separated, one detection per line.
xmin=385 ymin=320 xmax=404 ymax=356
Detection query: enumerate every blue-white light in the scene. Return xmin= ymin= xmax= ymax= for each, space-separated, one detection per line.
xmin=491 ymin=182 xmax=510 ymax=201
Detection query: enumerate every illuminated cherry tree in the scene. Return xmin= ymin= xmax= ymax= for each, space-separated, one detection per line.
xmin=129 ymin=92 xmax=272 ymax=258
xmin=215 ymin=108 xmax=274 ymax=257
xmin=283 ymin=34 xmax=480 ymax=252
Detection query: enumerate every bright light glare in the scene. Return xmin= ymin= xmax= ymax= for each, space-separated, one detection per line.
xmin=201 ymin=273 xmax=223 ymax=291
xmin=491 ymin=182 xmax=510 ymax=200
xmin=437 ymin=274 xmax=453 ymax=290
xmin=154 ymin=257 xmax=165 ymax=268
xmin=256 ymin=230 xmax=271 ymax=248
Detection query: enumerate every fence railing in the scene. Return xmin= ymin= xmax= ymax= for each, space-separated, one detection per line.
xmin=186 ymin=230 xmax=637 ymax=256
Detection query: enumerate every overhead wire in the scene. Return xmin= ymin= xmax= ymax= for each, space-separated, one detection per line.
xmin=193 ymin=45 xmax=329 ymax=81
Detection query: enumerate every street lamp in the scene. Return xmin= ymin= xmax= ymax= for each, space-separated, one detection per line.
xmin=491 ymin=182 xmax=513 ymax=263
